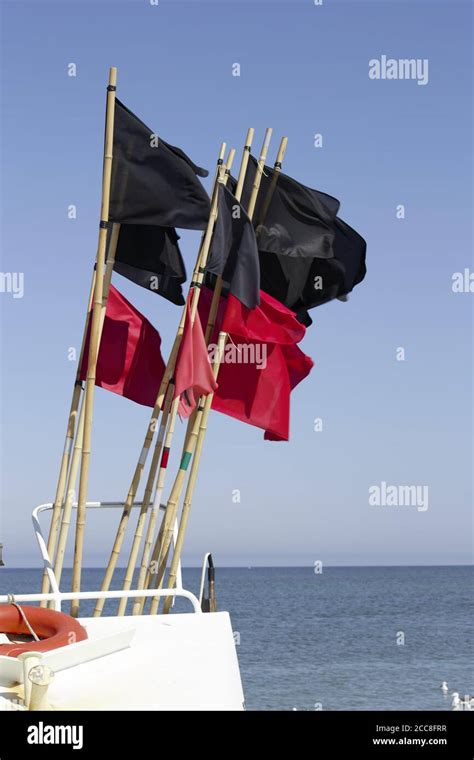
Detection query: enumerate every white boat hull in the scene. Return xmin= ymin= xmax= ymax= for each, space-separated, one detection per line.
xmin=1 ymin=611 xmax=244 ymax=711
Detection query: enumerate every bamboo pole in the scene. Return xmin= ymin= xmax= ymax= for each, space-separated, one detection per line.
xmin=39 ymin=268 xmax=96 ymax=603
xmin=122 ymin=147 xmax=237 ymax=616
xmin=138 ymin=504 xmax=167 ymax=613
xmin=256 ymin=136 xmax=288 ymax=227
xmin=129 ymin=393 xmax=179 ymax=615
xmin=150 ymin=130 xmax=272 ymax=613
xmin=52 ymin=223 xmax=120 ymax=590
xmin=147 ymin=386 xmax=208 ymax=614
xmin=235 ymin=127 xmax=254 ymax=201
xmin=114 ymin=384 xmax=175 ymax=616
xmin=92 ymin=142 xmax=229 ymax=617
xmin=162 ymin=132 xmax=286 ymax=614
xmin=247 ymin=128 xmax=273 ymax=220
xmin=70 ymin=67 xmax=118 ymax=617
xmin=161 ymin=368 xmax=218 ymax=615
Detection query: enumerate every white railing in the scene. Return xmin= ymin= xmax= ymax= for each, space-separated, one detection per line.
xmin=0 ymin=501 xmax=200 ymax=614
xmin=0 ymin=589 xmax=201 ymax=614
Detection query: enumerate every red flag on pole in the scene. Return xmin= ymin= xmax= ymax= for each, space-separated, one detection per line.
xmin=80 ymin=284 xmax=166 ymax=407
xmin=198 ymin=287 xmax=313 ymax=441
xmin=174 ymin=291 xmax=218 ymax=418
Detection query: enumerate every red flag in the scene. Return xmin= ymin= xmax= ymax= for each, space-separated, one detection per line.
xmin=198 ymin=287 xmax=313 ymax=441
xmin=174 ymin=292 xmax=218 ymax=418
xmin=80 ymin=284 xmax=165 ymax=407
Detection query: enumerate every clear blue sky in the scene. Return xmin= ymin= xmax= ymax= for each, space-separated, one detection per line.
xmin=0 ymin=0 xmax=472 ymax=567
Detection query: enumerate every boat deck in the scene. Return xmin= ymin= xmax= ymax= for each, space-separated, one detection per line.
xmin=1 ymin=611 xmax=244 ymax=711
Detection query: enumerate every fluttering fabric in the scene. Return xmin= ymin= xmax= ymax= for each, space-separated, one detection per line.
xmin=80 ymin=283 xmax=312 ymax=440
xmin=112 ymin=223 xmax=186 ymax=305
xmin=239 ymin=155 xmax=340 ymax=259
xmin=206 ymin=183 xmax=260 ymax=310
xmin=259 ymin=217 xmax=367 ymax=325
xmin=234 ymin=156 xmax=366 ymax=325
xmin=173 ymin=291 xmax=218 ymax=418
xmin=110 ymin=99 xmax=210 ymax=230
xmin=80 ymin=284 xmax=165 ymax=407
xmin=198 ymin=286 xmax=313 ymax=441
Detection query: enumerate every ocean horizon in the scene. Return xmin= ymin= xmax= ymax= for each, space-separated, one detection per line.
xmin=1 ymin=565 xmax=472 ymax=711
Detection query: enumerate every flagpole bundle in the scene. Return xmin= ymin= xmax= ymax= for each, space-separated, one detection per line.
xmin=145 ymin=136 xmax=254 ymax=608
xmin=115 ymin=147 xmax=237 ymax=616
xmin=71 ymin=66 xmax=118 ymax=617
xmin=149 ymin=129 xmax=273 ymax=613
xmin=150 ymin=327 xmax=227 ymax=613
xmin=147 ymin=386 xmax=209 ymax=612
xmin=113 ymin=385 xmax=175 ymax=616
xmin=128 ymin=138 xmax=252 ymax=614
xmin=129 ymin=393 xmax=180 ymax=615
xmin=161 ymin=135 xmax=288 ymax=614
xmin=92 ymin=143 xmax=230 ymax=617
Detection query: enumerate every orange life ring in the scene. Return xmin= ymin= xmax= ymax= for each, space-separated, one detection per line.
xmin=0 ymin=604 xmax=88 ymax=658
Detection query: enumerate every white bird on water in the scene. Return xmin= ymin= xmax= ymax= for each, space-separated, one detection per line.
xmin=451 ymin=692 xmax=473 ymax=710
xmin=440 ymin=681 xmax=449 ymax=694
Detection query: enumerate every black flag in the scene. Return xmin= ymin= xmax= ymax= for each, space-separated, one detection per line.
xmin=110 ymin=99 xmax=210 ymax=230
xmin=259 ymin=217 xmax=367 ymax=325
xmin=206 ymin=183 xmax=260 ymax=310
xmin=238 ymin=157 xmax=366 ymax=324
xmin=112 ymin=224 xmax=187 ymax=305
xmin=240 ymin=155 xmax=340 ymax=259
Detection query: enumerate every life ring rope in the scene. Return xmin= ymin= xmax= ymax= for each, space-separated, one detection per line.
xmin=5 ymin=597 xmax=40 ymax=642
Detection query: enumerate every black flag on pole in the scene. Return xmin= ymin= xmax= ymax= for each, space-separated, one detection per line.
xmin=237 ymin=156 xmax=366 ymax=325
xmin=241 ymin=155 xmax=340 ymax=258
xmin=111 ymin=224 xmax=187 ymax=306
xmin=206 ymin=183 xmax=260 ymax=310
xmin=110 ymin=99 xmax=210 ymax=230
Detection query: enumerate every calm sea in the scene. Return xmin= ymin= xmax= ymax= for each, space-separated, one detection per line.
xmin=1 ymin=566 xmax=472 ymax=711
